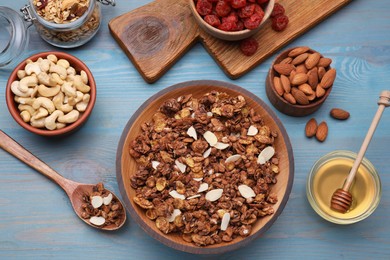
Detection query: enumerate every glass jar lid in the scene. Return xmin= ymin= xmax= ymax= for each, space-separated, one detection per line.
xmin=0 ymin=7 xmax=29 ymax=68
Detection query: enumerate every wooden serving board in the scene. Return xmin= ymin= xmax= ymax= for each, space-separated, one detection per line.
xmin=109 ymin=0 xmax=351 ymax=83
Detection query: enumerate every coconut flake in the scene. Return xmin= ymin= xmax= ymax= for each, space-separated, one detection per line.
xmin=168 ymin=209 xmax=182 ymax=222
xmin=103 ymin=193 xmax=113 ymax=205
xmin=220 ymin=212 xmax=231 ymax=231
xmin=205 ymin=189 xmax=223 ymax=202
xmin=238 ymin=184 xmax=256 ymax=199
xmin=152 ymin=161 xmax=160 ymax=170
xmin=197 ymin=183 xmax=209 ymax=193
xmin=203 ymin=147 xmax=212 ymax=158
xmin=213 ymin=142 xmax=230 ymax=150
xmin=257 ymin=146 xmax=275 ymax=165
xmin=193 ymin=178 xmax=203 ymax=182
xmin=169 ymin=190 xmax=186 ymax=200
xmin=187 ymin=126 xmax=197 ymax=140
xmin=187 ymin=194 xmax=201 ymax=200
xmin=203 ymin=131 xmax=218 ymax=146
xmin=175 ymin=159 xmax=187 ymax=173
xmin=90 ymin=216 xmax=105 ymax=226
xmin=91 ymin=196 xmax=103 ymax=209
xmin=225 ymin=154 xmax=241 ymax=163
xmin=247 ymin=125 xmax=258 ymax=136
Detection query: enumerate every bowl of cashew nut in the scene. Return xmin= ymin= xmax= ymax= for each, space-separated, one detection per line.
xmin=5 ymin=51 xmax=96 ymax=137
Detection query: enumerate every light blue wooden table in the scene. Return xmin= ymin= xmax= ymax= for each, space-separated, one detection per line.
xmin=1 ymin=1 xmax=389 ymax=259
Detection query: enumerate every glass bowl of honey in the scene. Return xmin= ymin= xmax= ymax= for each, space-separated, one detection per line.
xmin=306 ymin=150 xmax=381 ymax=224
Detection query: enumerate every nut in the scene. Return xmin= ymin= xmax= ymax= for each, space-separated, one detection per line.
xmin=320 ymin=68 xmax=337 ymax=89
xmin=316 ymin=121 xmax=328 ymax=142
xmin=305 ymin=118 xmax=318 ymax=138
xmin=330 ymin=108 xmax=350 ymax=120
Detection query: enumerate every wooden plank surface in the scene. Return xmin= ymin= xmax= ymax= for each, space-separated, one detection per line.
xmin=1 ymin=0 xmax=390 ymax=259
xmin=109 ymin=0 xmax=351 ymax=83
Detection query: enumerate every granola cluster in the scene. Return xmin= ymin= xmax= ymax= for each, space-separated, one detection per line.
xmin=33 ymin=0 xmax=90 ymax=24
xmin=129 ymin=91 xmax=280 ymax=246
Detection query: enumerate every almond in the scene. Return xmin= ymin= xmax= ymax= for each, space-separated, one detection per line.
xmin=289 ymin=70 xmax=297 ymax=82
xmin=288 ymin=46 xmax=310 ymax=57
xmin=298 ymin=83 xmax=314 ymax=95
xmin=307 ymin=92 xmax=316 ymax=101
xmin=305 ymin=52 xmax=321 ymax=70
xmin=291 ymin=88 xmax=309 ymax=105
xmin=330 ymin=108 xmax=350 ymax=120
xmin=318 ymin=67 xmax=326 ymax=80
xmin=280 ymin=57 xmax=293 ymax=64
xmin=307 ymin=68 xmax=319 ymax=89
xmin=296 ymin=64 xmax=308 ymax=74
xmin=291 ymin=73 xmax=308 ymax=85
xmin=316 ymin=84 xmax=326 ymax=98
xmin=318 ymin=57 xmax=332 ymax=67
xmin=292 ymin=53 xmax=309 ymax=65
xmin=280 ymin=75 xmax=291 ymax=93
xmin=283 ymin=92 xmax=296 ymax=104
xmin=273 ymin=76 xmax=284 ymax=96
xmin=320 ymin=68 xmax=336 ymax=89
xmin=305 ymin=118 xmax=318 ymax=137
xmin=273 ymin=63 xmax=295 ymax=76
xmin=316 ymin=121 xmax=328 ymax=142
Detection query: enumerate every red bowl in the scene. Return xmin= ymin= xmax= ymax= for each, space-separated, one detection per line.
xmin=5 ymin=51 xmax=96 ymax=137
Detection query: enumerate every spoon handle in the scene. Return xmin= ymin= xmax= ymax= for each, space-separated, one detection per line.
xmin=0 ymin=130 xmax=77 ymax=195
xmin=343 ymin=91 xmax=390 ymax=191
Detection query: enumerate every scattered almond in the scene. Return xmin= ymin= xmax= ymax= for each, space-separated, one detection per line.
xmin=238 ymin=185 xmax=256 ymax=199
xmin=247 ymin=125 xmax=258 ymax=136
xmin=169 ymin=190 xmax=186 ymax=200
xmin=203 ymin=147 xmax=212 ymax=158
xmin=316 ymin=121 xmax=328 ymax=142
xmin=330 ymin=108 xmax=350 ymax=120
xmin=175 ymin=159 xmax=187 ymax=173
xmin=205 ymin=189 xmax=223 ymax=202
xmin=91 ymin=196 xmax=103 ymax=209
xmin=103 ymin=193 xmax=113 ymax=205
xmin=225 ymin=154 xmax=241 ymax=163
xmin=187 ymin=194 xmax=201 ymax=200
xmin=257 ymin=146 xmax=275 ymax=164
xmin=90 ymin=216 xmax=105 ymax=226
xmin=305 ymin=118 xmax=318 ymax=137
xmin=186 ymin=126 xmax=197 ymax=140
xmin=168 ymin=209 xmax=182 ymax=222
xmin=214 ymin=142 xmax=230 ymax=150
xmin=197 ymin=183 xmax=209 ymax=193
xmin=220 ymin=212 xmax=231 ymax=231
xmin=203 ymin=131 xmax=218 ymax=146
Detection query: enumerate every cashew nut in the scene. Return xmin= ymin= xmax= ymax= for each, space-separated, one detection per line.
xmin=11 ymin=81 xmax=33 ymax=97
xmin=30 ymin=118 xmax=45 ymax=128
xmin=75 ymin=93 xmax=90 ymax=112
xmin=68 ymin=91 xmax=83 ymax=106
xmin=53 ymin=92 xmax=74 ymax=113
xmin=14 ymin=96 xmax=35 ymax=105
xmin=19 ymin=75 xmax=38 ymax=93
xmin=32 ymin=97 xmax=55 ymax=113
xmin=49 ymin=64 xmax=67 ymax=79
xmin=18 ymin=104 xmax=35 ymax=117
xmin=57 ymin=59 xmax=70 ymax=69
xmin=61 ymin=82 xmax=77 ymax=97
xmin=38 ymin=58 xmax=51 ymax=73
xmin=73 ymin=75 xmax=90 ymax=93
xmin=66 ymin=66 xmax=76 ymax=76
xmin=17 ymin=70 xmax=26 ymax=80
xmin=44 ymin=110 xmax=64 ymax=130
xmin=25 ymin=62 xmax=41 ymax=76
xmin=30 ymin=85 xmax=39 ymax=98
xmin=38 ymin=84 xmax=61 ymax=97
xmin=80 ymin=70 xmax=88 ymax=84
xmin=58 ymin=110 xmax=79 ymax=124
xmin=20 ymin=111 xmax=31 ymax=123
xmin=47 ymin=54 xmax=58 ymax=63
xmin=31 ymin=107 xmax=49 ymax=121
xmin=51 ymin=73 xmax=64 ymax=85
xmin=37 ymin=72 xmax=57 ymax=87
xmin=56 ymin=123 xmax=66 ymax=129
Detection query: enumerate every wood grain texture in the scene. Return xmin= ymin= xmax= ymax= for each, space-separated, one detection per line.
xmin=109 ymin=0 xmax=351 ymax=83
xmin=116 ymin=81 xmax=294 ymax=254
xmin=1 ymin=0 xmax=390 ymax=259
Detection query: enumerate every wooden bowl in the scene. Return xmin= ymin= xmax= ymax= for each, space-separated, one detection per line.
xmin=266 ymin=47 xmax=333 ymax=117
xmin=189 ymin=0 xmax=275 ymax=41
xmin=116 ymin=80 xmax=294 ymax=254
xmin=5 ymin=51 xmax=96 ymax=137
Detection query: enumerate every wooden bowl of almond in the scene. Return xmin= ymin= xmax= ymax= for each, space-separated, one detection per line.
xmin=116 ymin=80 xmax=294 ymax=254
xmin=266 ymin=46 xmax=336 ymax=116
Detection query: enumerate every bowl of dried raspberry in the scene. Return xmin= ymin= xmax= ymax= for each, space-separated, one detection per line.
xmin=189 ymin=0 xmax=275 ymax=41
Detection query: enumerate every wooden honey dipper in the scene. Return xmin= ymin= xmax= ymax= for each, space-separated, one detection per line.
xmin=331 ymin=90 xmax=390 ymax=213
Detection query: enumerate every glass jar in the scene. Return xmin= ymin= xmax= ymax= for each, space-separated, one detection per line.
xmin=22 ymin=0 xmax=115 ymax=48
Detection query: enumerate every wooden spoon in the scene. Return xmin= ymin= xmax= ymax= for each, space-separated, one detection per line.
xmin=0 ymin=130 xmax=126 ymax=230
xmin=331 ymin=91 xmax=390 ymax=213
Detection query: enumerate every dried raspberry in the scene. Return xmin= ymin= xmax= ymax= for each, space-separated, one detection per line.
xmin=240 ymin=37 xmax=258 ymax=56
xmin=234 ymin=20 xmax=244 ymax=31
xmin=271 ymin=3 xmax=285 ymax=17
xmin=238 ymin=4 xmax=255 ymax=18
xmin=219 ymin=21 xmax=236 ymax=31
xmin=223 ymin=11 xmax=239 ymax=23
xmin=204 ymin=14 xmax=221 ymax=27
xmin=243 ymin=12 xmax=263 ymax=30
xmin=253 ymin=4 xmax=264 ymax=17
xmin=196 ymin=0 xmax=213 ymax=16
xmin=271 ymin=14 xmax=289 ymax=31
xmin=216 ymin=0 xmax=232 ymax=17
xmin=231 ymin=0 xmax=247 ymax=9
xmin=257 ymin=0 xmax=269 ymax=4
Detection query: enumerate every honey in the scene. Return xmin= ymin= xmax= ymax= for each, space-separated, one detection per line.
xmin=307 ymin=151 xmax=381 ymax=224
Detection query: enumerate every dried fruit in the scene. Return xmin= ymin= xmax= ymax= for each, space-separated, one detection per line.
xmin=271 ymin=3 xmax=285 ymax=17
xmin=271 ymin=14 xmax=289 ymax=31
xmin=240 ymin=37 xmax=259 ymax=56
xmin=305 ymin=118 xmax=318 ymax=138
xmin=316 ymin=121 xmax=328 ymax=142
xmin=330 ymin=108 xmax=350 ymax=120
